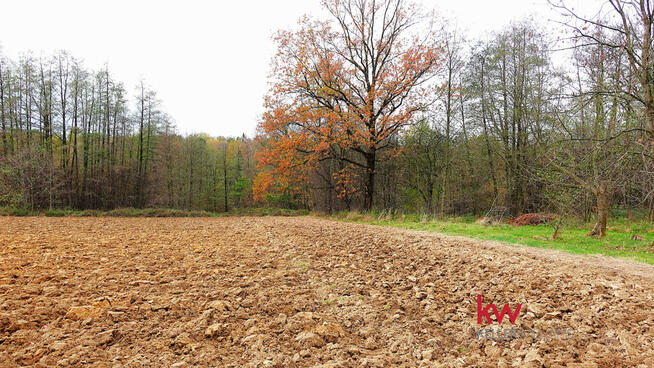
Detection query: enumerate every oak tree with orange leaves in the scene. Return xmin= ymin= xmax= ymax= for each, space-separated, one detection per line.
xmin=256 ymin=0 xmax=442 ymax=210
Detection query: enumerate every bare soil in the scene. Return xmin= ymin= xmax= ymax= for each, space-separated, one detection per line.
xmin=0 ymin=216 xmax=653 ymax=367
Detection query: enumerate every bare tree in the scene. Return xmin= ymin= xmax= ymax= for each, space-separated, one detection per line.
xmin=551 ymin=0 xmax=654 ymax=160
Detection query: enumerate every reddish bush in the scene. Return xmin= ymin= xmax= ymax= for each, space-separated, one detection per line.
xmin=512 ymin=213 xmax=557 ymax=226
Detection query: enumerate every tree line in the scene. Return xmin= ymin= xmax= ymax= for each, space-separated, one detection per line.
xmin=1 ymin=0 xmax=653 ymax=238
xmin=254 ymin=0 xmax=654 ymax=237
xmin=0 ymin=51 xmax=257 ymax=211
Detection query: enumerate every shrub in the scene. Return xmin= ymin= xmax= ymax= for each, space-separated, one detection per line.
xmin=512 ymin=213 xmax=557 ymax=226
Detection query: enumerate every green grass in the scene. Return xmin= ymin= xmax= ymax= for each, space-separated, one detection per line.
xmin=329 ymin=212 xmax=654 ymax=265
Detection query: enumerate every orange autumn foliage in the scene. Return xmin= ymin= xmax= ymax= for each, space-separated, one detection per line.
xmin=255 ymin=0 xmax=442 ymax=208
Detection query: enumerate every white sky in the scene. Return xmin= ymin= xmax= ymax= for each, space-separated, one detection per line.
xmin=0 ymin=0 xmax=595 ymax=137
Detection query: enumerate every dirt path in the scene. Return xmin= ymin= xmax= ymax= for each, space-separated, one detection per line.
xmin=0 ymin=216 xmax=652 ymax=367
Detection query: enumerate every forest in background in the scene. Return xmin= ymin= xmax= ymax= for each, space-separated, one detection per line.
xmin=0 ymin=53 xmax=257 ymax=212
xmin=0 ymin=0 xmax=653 ymax=238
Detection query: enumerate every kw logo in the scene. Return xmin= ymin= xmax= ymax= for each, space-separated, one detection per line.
xmin=476 ymin=294 xmax=522 ymax=325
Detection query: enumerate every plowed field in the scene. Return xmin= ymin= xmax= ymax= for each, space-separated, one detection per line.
xmin=0 ymin=216 xmax=653 ymax=367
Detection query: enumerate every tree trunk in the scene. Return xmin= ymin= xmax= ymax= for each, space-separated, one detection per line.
xmin=364 ymin=150 xmax=376 ymax=211
xmin=459 ymin=87 xmax=476 ymax=214
xmin=588 ymin=185 xmax=609 ymax=238
xmin=440 ymin=55 xmax=453 ymax=217
xmin=646 ymin=103 xmax=654 ymax=163
xmin=0 ymin=61 xmax=7 ymax=155
xmin=223 ymin=144 xmax=229 ymax=212
xmin=480 ymin=58 xmax=498 ymax=203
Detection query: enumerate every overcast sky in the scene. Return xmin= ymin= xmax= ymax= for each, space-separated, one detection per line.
xmin=0 ymin=0 xmax=595 ymax=137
